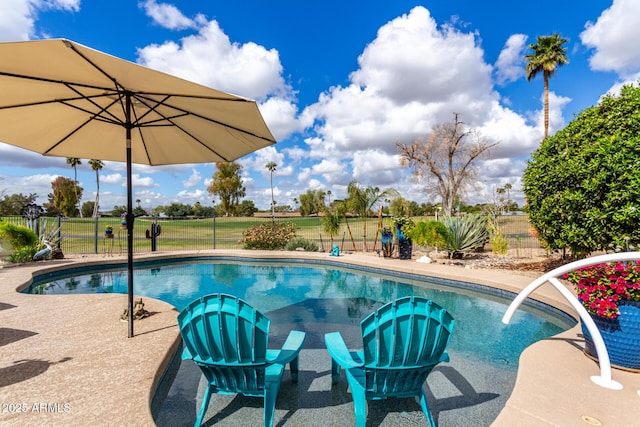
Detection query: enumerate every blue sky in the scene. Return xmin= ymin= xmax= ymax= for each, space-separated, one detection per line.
xmin=1 ymin=0 xmax=639 ymax=212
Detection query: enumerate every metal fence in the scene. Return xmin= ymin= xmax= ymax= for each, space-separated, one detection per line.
xmin=1 ymin=214 xmax=544 ymax=257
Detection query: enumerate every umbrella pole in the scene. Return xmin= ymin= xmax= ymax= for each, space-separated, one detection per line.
xmin=126 ymin=94 xmax=135 ymax=338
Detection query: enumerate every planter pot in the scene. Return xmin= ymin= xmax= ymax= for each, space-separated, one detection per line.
xmin=381 ymin=232 xmax=394 ymax=258
xmin=398 ymin=238 xmax=412 ymax=260
xmin=395 ymin=225 xmax=412 ymax=260
xmin=581 ymin=300 xmax=640 ymax=371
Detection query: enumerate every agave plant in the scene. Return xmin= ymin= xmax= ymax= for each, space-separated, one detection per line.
xmin=442 ymin=214 xmax=489 ymax=259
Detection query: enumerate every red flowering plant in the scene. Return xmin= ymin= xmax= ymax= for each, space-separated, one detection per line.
xmin=563 ymin=261 xmax=640 ymax=319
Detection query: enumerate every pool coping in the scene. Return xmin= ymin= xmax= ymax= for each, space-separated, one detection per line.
xmin=1 ymin=249 xmax=639 ymax=426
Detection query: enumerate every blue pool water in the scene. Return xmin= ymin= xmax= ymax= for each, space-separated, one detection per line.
xmin=26 ymin=258 xmax=575 ymax=369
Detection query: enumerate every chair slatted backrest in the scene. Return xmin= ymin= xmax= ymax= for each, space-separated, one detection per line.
xmin=360 ymin=296 xmax=454 ymax=396
xmin=178 ymin=293 xmax=270 ymax=366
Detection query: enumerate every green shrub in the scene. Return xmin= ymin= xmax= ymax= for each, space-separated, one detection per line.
xmin=442 ymin=214 xmax=489 ymax=259
xmin=242 ymin=221 xmax=297 ymax=250
xmin=523 ymin=83 xmax=640 ymax=256
xmin=488 ymin=220 xmax=508 ymax=255
xmin=407 ymin=220 xmax=449 ymax=249
xmin=7 ymin=246 xmax=39 ymax=263
xmin=285 ymin=237 xmax=319 ymax=252
xmin=0 ymin=222 xmax=38 ymax=251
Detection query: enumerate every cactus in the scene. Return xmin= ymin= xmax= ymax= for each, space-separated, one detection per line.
xmin=145 ymin=222 xmax=162 ymax=251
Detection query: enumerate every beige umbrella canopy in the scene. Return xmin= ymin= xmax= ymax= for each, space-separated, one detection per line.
xmin=0 ymin=39 xmax=276 ymax=337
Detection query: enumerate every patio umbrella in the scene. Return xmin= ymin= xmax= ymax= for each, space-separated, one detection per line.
xmin=0 ymin=39 xmax=276 ymax=337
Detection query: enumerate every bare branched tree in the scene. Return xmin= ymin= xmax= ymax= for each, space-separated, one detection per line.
xmin=397 ymin=113 xmax=498 ymax=216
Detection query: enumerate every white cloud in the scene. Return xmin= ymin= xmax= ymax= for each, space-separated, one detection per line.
xmin=47 ymin=0 xmax=80 ymax=12
xmin=247 ymin=146 xmax=284 ymax=174
xmin=310 ymin=159 xmax=341 ymax=175
xmin=140 ymin=0 xmax=200 ymax=30
xmin=494 ymin=34 xmax=527 ymax=85
xmin=282 ymin=146 xmax=308 ymax=163
xmin=310 ymin=159 xmax=349 ymax=184
xmin=0 ymin=144 xmax=63 ymax=168
xmin=175 ymin=188 xmax=208 ymax=202
xmin=182 ymin=169 xmax=201 ymax=188
xmin=300 ymin=6 xmax=543 ymax=204
xmin=0 ymin=0 xmax=35 ymax=41
xmin=477 ymin=102 xmax=541 ymax=158
xmin=481 ymin=158 xmax=527 ymax=179
xmin=258 ymin=97 xmax=302 ymax=141
xmin=136 ymin=20 xmax=292 ymax=102
xmin=350 ymin=7 xmax=492 ymax=105
xmin=602 ymin=75 xmax=640 ymax=97
xmin=303 ymin=6 xmax=500 ymax=160
xmin=0 ymin=173 xmax=57 ymax=205
xmin=546 ymin=92 xmax=572 ymax=135
xmin=351 ymin=150 xmax=404 ymax=186
xmin=307 ymin=178 xmax=323 ymax=190
xmin=101 ymin=173 xmax=123 ymax=185
xmin=581 ymin=0 xmax=640 ymax=75
xmin=134 ymin=190 xmax=167 ymax=209
xmin=129 ymin=174 xmax=156 ymax=188
xmin=296 ymin=168 xmax=312 ymax=183
xmin=0 ymin=0 xmax=80 ymax=42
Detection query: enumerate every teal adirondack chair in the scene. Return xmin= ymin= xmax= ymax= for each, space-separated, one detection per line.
xmin=325 ymin=296 xmax=454 ymax=427
xmin=177 ymin=293 xmax=306 ymax=427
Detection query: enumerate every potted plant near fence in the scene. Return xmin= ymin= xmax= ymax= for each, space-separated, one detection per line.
xmin=104 ymin=225 xmax=114 ymax=238
xmin=393 ymin=216 xmax=414 ymax=260
xmin=380 ymin=226 xmax=394 ymax=258
xmin=563 ymin=261 xmax=640 ymax=370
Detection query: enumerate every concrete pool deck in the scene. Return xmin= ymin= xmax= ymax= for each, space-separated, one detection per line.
xmin=1 ymin=250 xmax=639 ymax=426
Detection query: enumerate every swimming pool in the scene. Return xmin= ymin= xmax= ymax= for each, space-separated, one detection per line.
xmin=26 ymin=257 xmax=576 ymax=426
xmin=26 ymin=258 xmax=574 ymax=368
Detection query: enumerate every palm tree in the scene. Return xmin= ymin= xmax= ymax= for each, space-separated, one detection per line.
xmin=525 ymin=33 xmax=569 ymax=139
xmin=496 ymin=187 xmax=506 ymax=212
xmin=347 ymin=180 xmax=399 ymax=251
xmin=504 ymin=183 xmax=513 ymax=212
xmin=88 ymin=159 xmax=104 ymax=218
xmin=266 ymin=161 xmax=277 ymax=222
xmin=322 ymin=205 xmax=342 ymax=247
xmin=67 ymin=157 xmax=82 ymax=217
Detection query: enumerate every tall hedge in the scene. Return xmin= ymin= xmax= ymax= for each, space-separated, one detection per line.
xmin=0 ymin=221 xmax=38 ymax=251
xmin=523 ymin=83 xmax=640 ymax=256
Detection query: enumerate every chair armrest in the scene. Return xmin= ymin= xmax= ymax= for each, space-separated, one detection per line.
xmin=324 ymin=332 xmax=362 ymax=369
xmin=282 ymin=330 xmax=306 ymax=352
xmin=267 ymin=330 xmax=306 ymax=365
xmin=181 ymin=346 xmax=193 ymax=361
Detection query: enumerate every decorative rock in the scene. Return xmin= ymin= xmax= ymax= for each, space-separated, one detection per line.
xmin=416 ymin=255 xmax=432 ymax=264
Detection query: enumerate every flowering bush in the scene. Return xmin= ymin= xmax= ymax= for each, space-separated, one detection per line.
xmin=242 ymin=221 xmax=297 ymax=250
xmin=563 ymin=261 xmax=640 ymax=319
